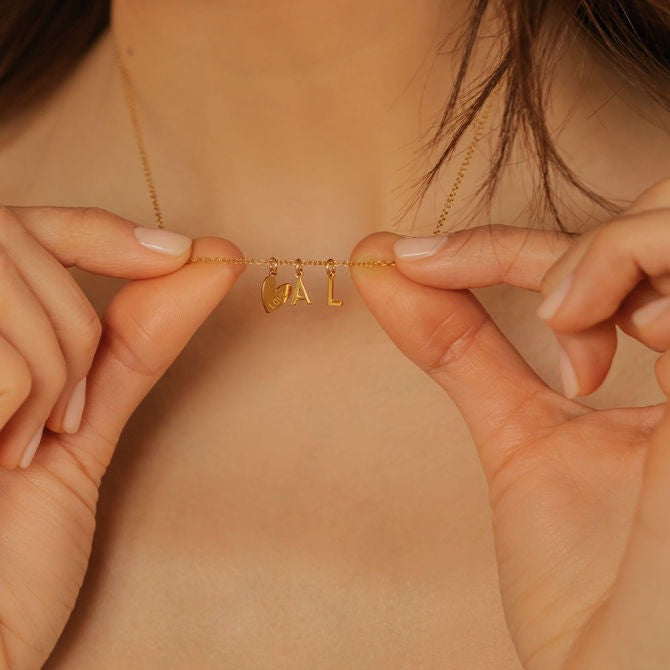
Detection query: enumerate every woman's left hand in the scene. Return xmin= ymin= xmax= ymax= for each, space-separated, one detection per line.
xmin=350 ymin=178 xmax=670 ymax=670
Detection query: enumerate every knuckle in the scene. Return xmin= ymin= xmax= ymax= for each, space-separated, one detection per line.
xmin=68 ymin=302 xmax=103 ymax=367
xmin=13 ymin=368 xmax=32 ymax=408
xmin=585 ymin=219 xmax=635 ymax=269
xmin=42 ymin=351 xmax=68 ymax=401
xmin=462 ymin=223 xmax=510 ymax=252
xmin=0 ymin=356 xmax=32 ymax=418
xmin=585 ymin=224 xmax=614 ymax=256
xmin=76 ymin=206 xmax=118 ymax=233
xmin=78 ymin=206 xmax=107 ymax=222
xmin=570 ymin=221 xmax=619 ymax=269
xmin=80 ymin=306 xmax=103 ymax=350
xmin=74 ymin=207 xmax=103 ymax=237
xmin=423 ymin=313 xmax=489 ymax=380
xmin=102 ymin=308 xmax=164 ymax=378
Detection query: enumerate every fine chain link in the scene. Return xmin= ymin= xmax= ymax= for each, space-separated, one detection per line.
xmin=116 ymin=47 xmax=493 ymax=269
xmin=432 ymin=95 xmax=495 ymax=236
xmin=187 ymin=256 xmax=393 ymax=268
xmin=118 ymin=53 xmax=165 ymax=231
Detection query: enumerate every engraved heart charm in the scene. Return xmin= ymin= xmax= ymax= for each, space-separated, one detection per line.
xmin=261 ymin=274 xmax=292 ymax=313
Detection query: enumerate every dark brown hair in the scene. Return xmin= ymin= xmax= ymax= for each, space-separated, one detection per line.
xmin=0 ymin=1 xmax=109 ymax=124
xmin=0 ymin=0 xmax=668 ymax=227
xmin=406 ymin=0 xmax=670 ymax=228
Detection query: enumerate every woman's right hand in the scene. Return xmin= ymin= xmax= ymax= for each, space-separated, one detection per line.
xmin=0 ymin=205 xmax=244 ymax=670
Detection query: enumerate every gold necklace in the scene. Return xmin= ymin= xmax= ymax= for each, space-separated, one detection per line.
xmin=115 ymin=46 xmax=494 ymax=313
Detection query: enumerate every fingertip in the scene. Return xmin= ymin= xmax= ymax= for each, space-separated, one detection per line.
xmin=349 ymin=232 xmax=400 ymax=281
xmin=133 ymin=226 xmax=192 ymax=258
xmin=188 ymin=236 xmax=247 ymax=279
xmin=351 ymin=231 xmax=398 ymax=259
xmin=393 ymin=234 xmax=450 ymax=261
xmin=554 ymin=324 xmax=617 ymax=398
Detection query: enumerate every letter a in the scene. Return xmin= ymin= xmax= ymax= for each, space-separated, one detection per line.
xmin=290 ymin=275 xmax=312 ymax=305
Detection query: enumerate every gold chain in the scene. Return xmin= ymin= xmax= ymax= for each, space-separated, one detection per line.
xmin=190 ymin=257 xmax=394 ymax=270
xmin=432 ymin=96 xmax=494 ymax=235
xmin=115 ymin=45 xmax=494 ymax=269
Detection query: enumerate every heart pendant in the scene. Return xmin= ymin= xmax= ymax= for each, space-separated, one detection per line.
xmin=261 ymin=274 xmax=292 ymax=313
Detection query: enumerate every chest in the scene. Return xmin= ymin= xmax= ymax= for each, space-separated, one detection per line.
xmin=44 ymin=266 xmax=529 ymax=668
xmin=44 ymin=261 xmax=659 ymax=668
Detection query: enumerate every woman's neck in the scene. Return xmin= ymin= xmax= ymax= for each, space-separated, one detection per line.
xmin=109 ymin=1 xmax=473 ymax=244
xmin=111 ymin=0 xmax=466 ymax=131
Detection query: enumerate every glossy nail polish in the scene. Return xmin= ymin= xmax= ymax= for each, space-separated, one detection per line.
xmin=393 ymin=234 xmax=449 ymax=260
xmin=19 ymin=424 xmax=45 ymax=469
xmin=557 ymin=343 xmax=579 ymax=399
xmin=134 ymin=226 xmax=192 ymax=256
xmin=537 ymin=274 xmax=574 ymax=320
xmin=62 ymin=377 xmax=87 ymax=434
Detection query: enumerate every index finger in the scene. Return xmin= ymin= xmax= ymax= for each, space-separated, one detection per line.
xmin=392 ymin=224 xmax=575 ymax=291
xmin=391 ymin=224 xmax=619 ymax=398
xmin=6 ymin=205 xmax=193 ymax=278
xmin=537 ymin=210 xmax=670 ymax=333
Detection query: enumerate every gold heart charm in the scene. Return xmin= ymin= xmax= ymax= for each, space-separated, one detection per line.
xmin=261 ymin=274 xmax=292 ymax=313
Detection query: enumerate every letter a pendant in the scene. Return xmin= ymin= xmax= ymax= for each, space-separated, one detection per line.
xmin=290 ymin=258 xmax=312 ymax=306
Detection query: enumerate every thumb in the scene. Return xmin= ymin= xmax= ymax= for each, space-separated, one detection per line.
xmin=64 ymin=236 xmax=244 ymax=483
xmin=350 ymin=232 xmax=570 ymax=486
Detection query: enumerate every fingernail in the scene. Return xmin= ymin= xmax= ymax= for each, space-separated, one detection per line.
xmin=134 ymin=226 xmax=192 ymax=256
xmin=631 ymin=296 xmax=670 ymax=327
xmin=557 ymin=343 xmax=579 ymax=399
xmin=537 ymin=274 xmax=574 ymax=320
xmin=62 ymin=377 xmax=87 ymax=434
xmin=19 ymin=424 xmax=44 ymax=469
xmin=393 ymin=234 xmax=449 ymax=260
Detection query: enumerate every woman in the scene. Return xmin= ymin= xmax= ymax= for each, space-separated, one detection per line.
xmin=0 ymin=1 xmax=669 ymax=667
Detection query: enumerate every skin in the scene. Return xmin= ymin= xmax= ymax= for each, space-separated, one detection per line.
xmin=0 ymin=2 xmax=668 ymax=668
xmin=351 ymin=177 xmax=670 ymax=667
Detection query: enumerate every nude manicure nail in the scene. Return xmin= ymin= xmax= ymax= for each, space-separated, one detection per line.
xmin=62 ymin=377 xmax=87 ymax=434
xmin=557 ymin=343 xmax=579 ymax=399
xmin=537 ymin=274 xmax=574 ymax=320
xmin=393 ymin=234 xmax=449 ymax=260
xmin=19 ymin=424 xmax=45 ymax=469
xmin=134 ymin=226 xmax=192 ymax=256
